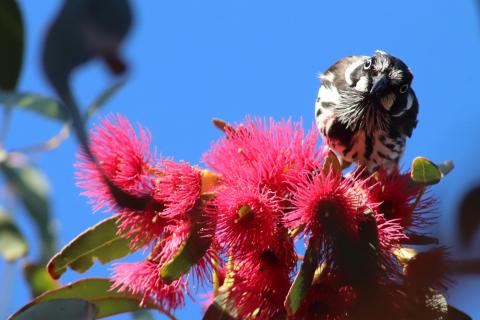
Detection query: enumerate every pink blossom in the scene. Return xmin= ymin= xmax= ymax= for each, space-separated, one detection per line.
xmin=229 ymin=241 xmax=295 ymax=319
xmin=76 ymin=114 xmax=155 ymax=212
xmin=203 ymin=117 xmax=323 ymax=194
xmin=368 ymin=168 xmax=436 ymax=229
xmin=285 ymin=171 xmax=367 ymax=237
xmin=154 ymin=160 xmax=202 ymax=219
xmin=112 ymin=260 xmax=187 ymax=310
xmin=212 ymin=183 xmax=281 ymax=256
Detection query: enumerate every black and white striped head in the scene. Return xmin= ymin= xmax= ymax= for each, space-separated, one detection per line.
xmin=334 ymin=50 xmax=416 ymax=133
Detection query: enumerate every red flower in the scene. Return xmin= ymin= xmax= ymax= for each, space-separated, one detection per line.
xmin=404 ymin=247 xmax=452 ymax=292
xmin=154 ymin=160 xmax=202 ymax=219
xmin=113 ymin=219 xmax=213 ymax=310
xmin=213 ymin=183 xmax=281 ymax=255
xmin=203 ymin=117 xmax=323 ymax=194
xmin=229 ymin=241 xmax=295 ymax=320
xmin=285 ymin=170 xmax=367 ymax=237
xmin=76 ymin=114 xmax=155 ymax=212
xmin=112 ymin=260 xmax=187 ymax=310
xmin=115 ymin=207 xmax=168 ymax=249
xmin=368 ymin=169 xmax=436 ymax=229
xmin=294 ymin=282 xmax=356 ymax=320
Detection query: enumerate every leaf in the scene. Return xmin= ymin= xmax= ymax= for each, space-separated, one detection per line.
xmin=84 ymin=79 xmax=126 ymax=120
xmin=322 ymin=150 xmax=341 ymax=176
xmin=9 ymin=298 xmax=98 ymax=320
xmin=0 ymin=0 xmax=24 ymax=90
xmin=0 ymin=155 xmax=56 ymax=260
xmin=203 ymin=298 xmax=237 ymax=320
xmin=160 ymin=203 xmax=213 ymax=284
xmin=447 ymin=305 xmax=472 ymax=320
xmin=0 ymin=208 xmax=27 ymax=261
xmin=284 ymin=236 xmax=320 ymax=316
xmin=47 ymin=216 xmax=133 ymax=279
xmin=203 ymin=287 xmax=237 ymax=320
xmin=457 ymin=184 xmax=480 ymax=247
xmin=8 ymin=278 xmax=160 ymax=319
xmin=0 ymin=91 xmax=66 ymax=121
xmin=411 ymin=157 xmax=442 ymax=185
xmin=23 ymin=262 xmax=58 ymax=297
xmin=43 ymin=0 xmax=132 ymax=89
xmin=42 ymin=0 xmax=133 ymax=184
xmin=132 ymin=309 xmax=155 ymax=320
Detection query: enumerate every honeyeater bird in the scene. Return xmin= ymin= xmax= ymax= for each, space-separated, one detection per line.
xmin=315 ymin=50 xmax=418 ymax=173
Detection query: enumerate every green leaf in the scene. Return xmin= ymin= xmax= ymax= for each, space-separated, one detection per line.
xmin=84 ymin=79 xmax=126 ymax=120
xmin=160 ymin=203 xmax=213 ymax=284
xmin=23 ymin=262 xmax=58 ymax=297
xmin=0 ymin=91 xmax=66 ymax=121
xmin=203 ymin=297 xmax=237 ymax=320
xmin=411 ymin=157 xmax=442 ymax=185
xmin=447 ymin=305 xmax=472 ymax=320
xmin=203 ymin=285 xmax=237 ymax=320
xmin=0 ymin=0 xmax=24 ymax=90
xmin=47 ymin=216 xmax=133 ymax=279
xmin=9 ymin=278 xmax=160 ymax=319
xmin=285 ymin=236 xmax=320 ymax=316
xmin=0 ymin=156 xmax=56 ymax=261
xmin=9 ymin=298 xmax=98 ymax=320
xmin=0 ymin=209 xmax=27 ymax=261
xmin=132 ymin=309 xmax=155 ymax=320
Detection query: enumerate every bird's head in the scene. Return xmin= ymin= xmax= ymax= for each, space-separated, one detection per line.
xmin=345 ymin=50 xmax=413 ymax=111
xmin=337 ymin=50 xmax=416 ymax=133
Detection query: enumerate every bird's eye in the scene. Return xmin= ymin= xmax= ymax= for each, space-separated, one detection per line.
xmin=399 ymin=84 xmax=409 ymax=93
xmin=364 ymin=59 xmax=372 ymax=70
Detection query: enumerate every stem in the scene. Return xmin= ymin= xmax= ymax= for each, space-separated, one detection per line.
xmin=212 ymin=257 xmax=220 ymax=298
xmin=10 ymin=124 xmax=70 ymax=154
xmin=0 ymin=106 xmax=12 ymax=149
xmin=411 ymin=185 xmax=425 ymax=213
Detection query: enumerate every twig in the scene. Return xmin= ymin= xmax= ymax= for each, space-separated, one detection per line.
xmin=10 ymin=124 xmax=70 ymax=154
xmin=0 ymin=106 xmax=12 ymax=148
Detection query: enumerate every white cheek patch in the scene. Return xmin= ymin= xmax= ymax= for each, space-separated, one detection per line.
xmin=392 ymin=92 xmax=414 ymax=117
xmin=344 ymin=60 xmax=364 ymax=86
xmin=405 ymin=92 xmax=414 ymax=110
xmin=318 ymin=85 xmax=340 ymax=103
xmin=354 ymin=76 xmax=369 ymax=92
xmin=389 ymin=69 xmax=403 ymax=82
xmin=320 ymin=72 xmax=335 ymax=83
xmin=380 ymin=92 xmax=396 ymax=111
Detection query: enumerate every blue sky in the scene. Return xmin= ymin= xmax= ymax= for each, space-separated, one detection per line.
xmin=2 ymin=0 xmax=480 ymax=319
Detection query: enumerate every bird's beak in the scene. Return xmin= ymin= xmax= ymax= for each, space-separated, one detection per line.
xmin=370 ymin=74 xmax=388 ymax=94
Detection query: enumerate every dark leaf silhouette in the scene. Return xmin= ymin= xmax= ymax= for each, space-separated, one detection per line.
xmin=0 ymin=0 xmax=24 ymax=90
xmin=458 ymin=184 xmax=480 ymax=247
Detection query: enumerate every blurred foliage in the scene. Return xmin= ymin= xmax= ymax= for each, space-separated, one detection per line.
xmin=0 ymin=0 xmax=24 ymax=91
xmin=8 ymin=278 xmax=162 ymax=319
xmin=458 ymin=184 xmax=480 ymax=247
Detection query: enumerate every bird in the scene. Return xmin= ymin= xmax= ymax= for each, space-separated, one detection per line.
xmin=315 ymin=50 xmax=419 ymax=173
